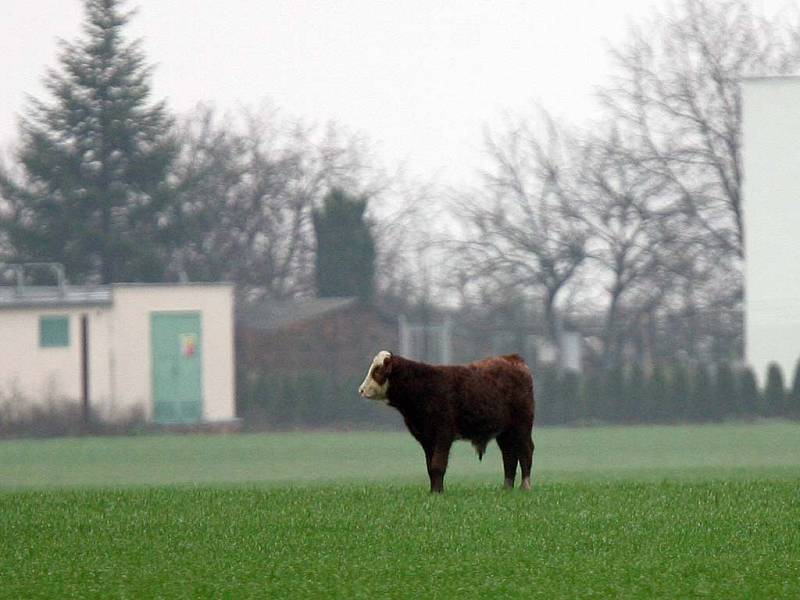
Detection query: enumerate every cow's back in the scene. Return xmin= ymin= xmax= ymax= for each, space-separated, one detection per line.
xmin=446 ymin=356 xmax=533 ymax=438
xmin=468 ymin=355 xmax=533 ymax=405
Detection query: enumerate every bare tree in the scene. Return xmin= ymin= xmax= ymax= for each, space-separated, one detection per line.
xmin=576 ymin=127 xmax=670 ymax=366
xmin=169 ymin=105 xmax=384 ymax=301
xmin=367 ymin=176 xmax=442 ymax=308
xmin=455 ymin=113 xmax=588 ymax=364
xmin=601 ymin=0 xmax=800 ymax=260
xmin=655 ymin=211 xmax=744 ymax=362
xmin=601 ymin=198 xmax=745 ymax=367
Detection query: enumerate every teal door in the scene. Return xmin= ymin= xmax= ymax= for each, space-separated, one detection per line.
xmin=151 ymin=312 xmax=203 ymax=423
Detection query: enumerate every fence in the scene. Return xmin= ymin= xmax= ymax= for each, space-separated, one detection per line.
xmin=234 ymin=360 xmax=800 ymax=430
xmin=399 ymin=314 xmax=452 ymax=364
xmin=535 ymin=362 xmax=800 ymax=426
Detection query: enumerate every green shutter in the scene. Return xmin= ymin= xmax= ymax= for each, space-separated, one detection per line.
xmin=40 ymin=316 xmax=70 ymax=347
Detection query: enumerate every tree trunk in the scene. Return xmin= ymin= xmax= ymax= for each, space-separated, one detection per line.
xmin=544 ymin=287 xmax=563 ymax=369
xmin=603 ymin=288 xmax=622 ymax=369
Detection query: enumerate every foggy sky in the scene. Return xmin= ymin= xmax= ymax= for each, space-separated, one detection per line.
xmin=0 ymin=0 xmax=795 ymax=186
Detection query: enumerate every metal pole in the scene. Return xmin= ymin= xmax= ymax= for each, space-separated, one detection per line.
xmin=399 ymin=315 xmax=410 ymax=357
xmin=442 ymin=315 xmax=452 ymax=364
xmin=81 ymin=314 xmax=90 ymax=427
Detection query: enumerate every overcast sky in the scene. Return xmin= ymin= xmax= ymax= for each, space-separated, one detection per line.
xmin=0 ymin=0 xmax=794 ymax=185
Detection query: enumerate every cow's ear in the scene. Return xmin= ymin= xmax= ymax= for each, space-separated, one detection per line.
xmin=383 ymin=354 xmax=393 ymax=375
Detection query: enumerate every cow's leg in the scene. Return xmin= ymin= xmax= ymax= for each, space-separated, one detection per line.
xmin=429 ymin=439 xmax=452 ymax=493
xmin=517 ymin=432 xmax=534 ymax=491
xmin=496 ymin=431 xmax=518 ymax=489
xmin=422 ymin=443 xmax=434 ymax=481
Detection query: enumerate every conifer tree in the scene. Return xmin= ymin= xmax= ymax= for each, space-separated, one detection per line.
xmin=537 ymin=366 xmax=562 ymax=425
xmin=645 ymin=364 xmax=668 ymax=423
xmin=582 ymin=369 xmax=607 ymax=423
xmin=625 ymin=364 xmax=645 ymax=423
xmin=0 ymin=0 xmax=176 ymax=283
xmin=579 ymin=369 xmax=602 ymax=424
xmin=714 ymin=362 xmax=737 ymax=419
xmin=763 ymin=362 xmax=786 ymax=417
xmin=790 ymin=358 xmax=800 ymax=420
xmin=560 ymin=369 xmax=581 ymax=424
xmin=604 ymin=365 xmax=626 ymax=423
xmin=670 ymin=363 xmax=691 ymax=422
xmin=690 ymin=364 xmax=713 ymax=422
xmin=313 ymin=188 xmax=376 ymax=301
xmin=738 ymin=367 xmax=760 ymax=417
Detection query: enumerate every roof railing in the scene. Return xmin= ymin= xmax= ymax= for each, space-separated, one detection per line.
xmin=0 ymin=262 xmax=67 ymax=296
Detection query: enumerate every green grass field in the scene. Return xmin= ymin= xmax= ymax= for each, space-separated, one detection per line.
xmin=1 ymin=422 xmax=799 ymax=598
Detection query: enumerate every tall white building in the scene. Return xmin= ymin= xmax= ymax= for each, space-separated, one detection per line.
xmin=742 ymin=76 xmax=800 ymax=382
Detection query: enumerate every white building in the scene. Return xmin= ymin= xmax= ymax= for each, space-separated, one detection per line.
xmin=742 ymin=76 xmax=800 ymax=382
xmin=0 ymin=282 xmax=236 ymax=424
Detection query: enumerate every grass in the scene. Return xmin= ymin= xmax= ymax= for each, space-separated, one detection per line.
xmin=1 ymin=422 xmax=799 ymax=598
xmin=2 ymin=421 xmax=800 ymax=489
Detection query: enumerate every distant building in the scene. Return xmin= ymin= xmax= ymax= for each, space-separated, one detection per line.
xmin=236 ymin=297 xmax=397 ymax=380
xmin=236 ymin=296 xmax=584 ymax=377
xmin=742 ymin=76 xmax=800 ymax=381
xmin=0 ymin=281 xmax=236 ymax=425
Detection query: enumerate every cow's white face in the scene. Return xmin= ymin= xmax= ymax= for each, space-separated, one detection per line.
xmin=358 ymin=351 xmax=392 ymax=401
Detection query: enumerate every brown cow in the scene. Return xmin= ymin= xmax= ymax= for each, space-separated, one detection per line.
xmin=358 ymin=351 xmax=535 ymax=493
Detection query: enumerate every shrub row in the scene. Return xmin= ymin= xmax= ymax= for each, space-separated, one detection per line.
xmin=237 ymin=360 xmax=800 ymax=429
xmin=0 ymin=398 xmax=146 ymax=438
xmin=236 ymin=369 xmax=401 ymax=430
xmin=536 ymin=360 xmax=800 ymax=426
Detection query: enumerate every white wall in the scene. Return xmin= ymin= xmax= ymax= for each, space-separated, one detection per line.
xmin=742 ymin=77 xmax=800 ymax=383
xmin=0 ymin=308 xmax=91 ymax=410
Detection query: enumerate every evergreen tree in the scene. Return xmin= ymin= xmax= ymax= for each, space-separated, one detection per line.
xmin=534 ymin=366 xmax=557 ymax=425
xmin=763 ymin=362 xmax=786 ymax=417
xmin=738 ymin=367 xmax=760 ymax=417
xmin=690 ymin=364 xmax=714 ymax=422
xmin=625 ymin=364 xmax=645 ymax=423
xmin=313 ymin=188 xmax=376 ymax=300
xmin=644 ymin=364 xmax=668 ymax=423
xmin=0 ymin=0 xmax=177 ymax=283
xmin=790 ymin=358 xmax=800 ymax=420
xmin=545 ymin=366 xmax=566 ymax=425
xmin=714 ymin=362 xmax=738 ymax=419
xmin=604 ymin=365 xmax=626 ymax=423
xmin=670 ymin=362 xmax=691 ymax=422
xmin=560 ymin=369 xmax=581 ymax=424
xmin=581 ymin=368 xmax=606 ymax=423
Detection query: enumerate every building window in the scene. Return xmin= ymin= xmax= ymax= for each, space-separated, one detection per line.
xmin=40 ymin=315 xmax=69 ymax=347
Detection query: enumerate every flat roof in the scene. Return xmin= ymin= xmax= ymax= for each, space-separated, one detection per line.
xmin=0 ymin=281 xmax=233 ymax=310
xmin=740 ymin=74 xmax=800 ymax=83
xmin=237 ymin=297 xmax=358 ymax=331
xmin=0 ymin=285 xmax=112 ymax=310
xmin=111 ymin=282 xmax=234 ymax=288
